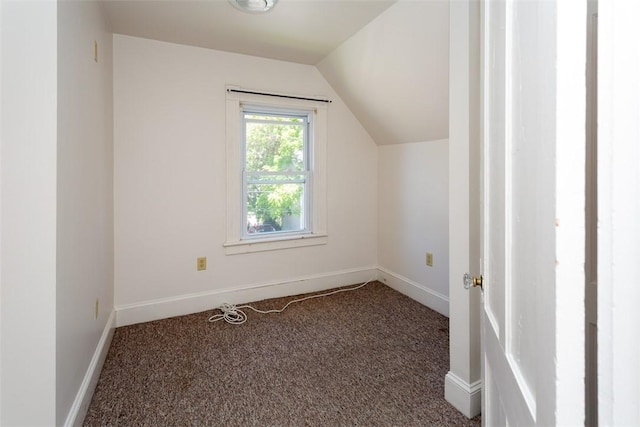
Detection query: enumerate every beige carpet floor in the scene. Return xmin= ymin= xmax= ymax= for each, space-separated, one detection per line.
xmin=84 ymin=281 xmax=481 ymax=426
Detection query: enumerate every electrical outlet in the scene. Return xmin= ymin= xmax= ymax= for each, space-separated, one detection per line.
xmin=197 ymin=257 xmax=207 ymax=271
xmin=426 ymin=252 xmax=433 ymax=267
xmin=94 ymin=298 xmax=99 ymax=320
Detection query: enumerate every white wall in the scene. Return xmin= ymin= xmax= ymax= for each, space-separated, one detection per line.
xmin=0 ymin=1 xmax=58 ymax=425
xmin=113 ymin=35 xmax=378 ymax=320
xmin=56 ymin=1 xmax=114 ymax=425
xmin=317 ymin=0 xmax=449 ymax=145
xmin=377 ymin=139 xmax=449 ymax=314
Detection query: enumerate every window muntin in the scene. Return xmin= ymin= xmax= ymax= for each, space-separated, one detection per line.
xmin=241 ymin=107 xmax=312 ymax=239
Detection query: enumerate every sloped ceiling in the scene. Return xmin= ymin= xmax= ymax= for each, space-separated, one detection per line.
xmin=102 ymin=0 xmax=397 ymax=65
xmin=317 ymin=1 xmax=449 ymax=145
xmin=102 ymin=0 xmax=449 ymax=145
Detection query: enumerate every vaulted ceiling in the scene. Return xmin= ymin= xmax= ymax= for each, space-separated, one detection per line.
xmin=102 ymin=0 xmax=449 ymax=145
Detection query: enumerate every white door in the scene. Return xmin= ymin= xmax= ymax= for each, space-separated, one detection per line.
xmin=480 ymin=0 xmax=586 ymax=425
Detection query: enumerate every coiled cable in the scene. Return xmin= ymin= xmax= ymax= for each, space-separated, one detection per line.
xmin=208 ymin=279 xmax=373 ymax=325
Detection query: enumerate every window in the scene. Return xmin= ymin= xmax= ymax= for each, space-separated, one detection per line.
xmin=243 ymin=108 xmax=310 ymax=238
xmin=225 ymin=88 xmax=328 ymax=254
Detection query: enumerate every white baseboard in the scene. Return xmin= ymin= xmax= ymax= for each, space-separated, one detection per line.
xmin=65 ymin=267 xmax=458 ymax=425
xmin=376 ymin=267 xmax=449 ymax=317
xmin=64 ymin=310 xmax=116 ymax=427
xmin=67 ymin=267 xmax=454 ymax=425
xmin=116 ymin=267 xmax=378 ymax=327
xmin=445 ymin=371 xmax=482 ymax=418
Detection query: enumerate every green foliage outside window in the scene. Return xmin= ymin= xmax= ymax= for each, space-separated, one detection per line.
xmin=245 ymin=114 xmax=306 ymax=231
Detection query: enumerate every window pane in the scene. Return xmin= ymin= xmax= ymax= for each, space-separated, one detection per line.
xmin=245 ymin=118 xmax=305 ymax=172
xmin=245 ymin=114 xmax=302 ymax=124
xmin=246 ymin=182 xmax=305 ymax=234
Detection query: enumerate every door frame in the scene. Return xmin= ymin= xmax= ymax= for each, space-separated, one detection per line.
xmin=448 ymin=0 xmax=587 ymax=424
xmin=596 ymin=0 xmax=640 ymax=425
xmin=449 ymin=1 xmax=640 ymax=425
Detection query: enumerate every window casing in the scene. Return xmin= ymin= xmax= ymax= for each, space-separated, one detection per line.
xmin=225 ymin=88 xmax=328 ymax=254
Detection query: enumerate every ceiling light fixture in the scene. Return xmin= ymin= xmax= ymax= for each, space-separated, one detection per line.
xmin=228 ymin=0 xmax=278 ymax=13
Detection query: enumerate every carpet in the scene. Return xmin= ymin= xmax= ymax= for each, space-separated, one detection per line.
xmin=84 ymin=281 xmax=481 ymax=426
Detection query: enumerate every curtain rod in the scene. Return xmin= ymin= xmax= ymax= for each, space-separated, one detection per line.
xmin=227 ymin=88 xmax=332 ymax=103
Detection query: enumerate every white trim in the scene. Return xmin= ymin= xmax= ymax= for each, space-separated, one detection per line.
xmin=445 ymin=371 xmax=482 ymax=419
xmin=63 ymin=310 xmax=116 ymax=427
xmin=61 ymin=268 xmax=461 ymax=424
xmin=116 ymin=267 xmax=377 ymax=327
xmin=598 ymin=1 xmax=640 ymax=425
xmin=0 ymin=4 xmax=3 ymax=422
xmin=116 ymin=267 xmax=453 ymax=327
xmin=223 ymin=233 xmax=327 ymax=255
xmin=555 ymin=0 xmax=587 ymax=424
xmin=240 ymin=106 xmax=312 ymax=240
xmin=376 ymin=267 xmax=449 ymax=317
xmin=66 ymin=267 xmax=457 ymax=424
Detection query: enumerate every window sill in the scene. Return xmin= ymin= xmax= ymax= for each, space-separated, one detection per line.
xmin=223 ymin=233 xmax=328 ymax=255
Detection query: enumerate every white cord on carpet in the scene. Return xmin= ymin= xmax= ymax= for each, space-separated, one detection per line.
xmin=208 ymin=279 xmax=374 ymax=325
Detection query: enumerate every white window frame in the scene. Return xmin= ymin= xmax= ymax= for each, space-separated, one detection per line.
xmin=241 ymin=106 xmax=311 ymax=239
xmin=224 ymin=88 xmax=328 ymax=255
